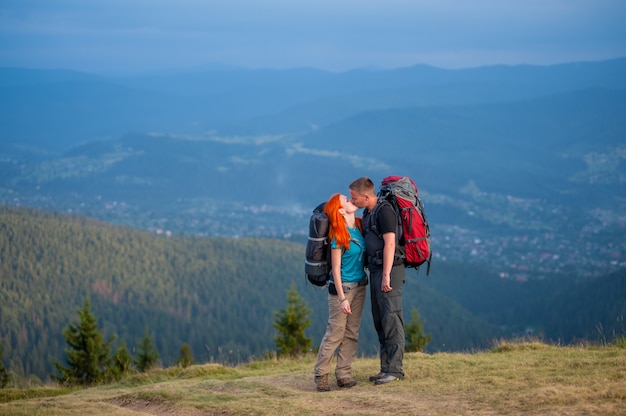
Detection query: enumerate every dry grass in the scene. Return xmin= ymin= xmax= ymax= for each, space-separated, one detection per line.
xmin=1 ymin=343 xmax=625 ymax=415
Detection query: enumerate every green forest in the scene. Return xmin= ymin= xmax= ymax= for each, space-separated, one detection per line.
xmin=1 ymin=205 xmax=624 ymax=382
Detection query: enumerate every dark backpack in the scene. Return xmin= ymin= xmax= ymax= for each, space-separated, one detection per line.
xmin=304 ymin=202 xmax=331 ymax=286
xmin=373 ymin=176 xmax=432 ymax=275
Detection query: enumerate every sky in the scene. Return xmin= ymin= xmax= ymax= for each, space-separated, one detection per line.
xmin=1 ymin=0 xmax=625 ymax=74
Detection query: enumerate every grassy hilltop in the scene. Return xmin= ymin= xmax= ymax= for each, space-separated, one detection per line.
xmin=1 ymin=342 xmax=625 ymax=416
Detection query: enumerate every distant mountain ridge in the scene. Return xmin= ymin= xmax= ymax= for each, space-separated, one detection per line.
xmin=1 ymin=58 xmax=625 ymax=150
xmin=3 ymin=87 xmax=624 ymax=203
xmin=2 ymin=87 xmax=622 ymax=214
xmin=0 ymin=58 xmax=624 ymax=280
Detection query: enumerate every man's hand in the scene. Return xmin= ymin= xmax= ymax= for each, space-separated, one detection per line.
xmin=381 ymin=273 xmax=392 ymax=292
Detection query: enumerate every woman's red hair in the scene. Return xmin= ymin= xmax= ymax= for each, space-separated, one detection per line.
xmin=324 ymin=193 xmax=362 ymax=249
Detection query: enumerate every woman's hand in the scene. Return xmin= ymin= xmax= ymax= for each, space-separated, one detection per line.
xmin=340 ymin=298 xmax=352 ymax=314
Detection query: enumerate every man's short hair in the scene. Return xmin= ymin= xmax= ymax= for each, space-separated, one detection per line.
xmin=349 ymin=177 xmax=375 ymax=195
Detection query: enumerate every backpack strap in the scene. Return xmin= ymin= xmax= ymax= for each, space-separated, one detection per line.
xmin=368 ymin=199 xmax=401 ymax=241
xmin=366 ymin=200 xmax=387 ymax=239
xmin=366 ymin=199 xmax=405 ymax=266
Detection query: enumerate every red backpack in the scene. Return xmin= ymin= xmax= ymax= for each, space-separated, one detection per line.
xmin=375 ymin=176 xmax=432 ymax=275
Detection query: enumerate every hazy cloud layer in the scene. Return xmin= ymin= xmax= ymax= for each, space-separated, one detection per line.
xmin=1 ymin=0 xmax=625 ymax=72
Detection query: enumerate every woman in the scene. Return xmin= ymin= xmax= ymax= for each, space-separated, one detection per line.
xmin=314 ymin=193 xmax=367 ymax=392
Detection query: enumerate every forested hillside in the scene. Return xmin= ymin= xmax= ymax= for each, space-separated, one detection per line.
xmin=2 ymin=205 xmax=624 ymax=382
xmin=0 ymin=205 xmax=304 ymax=379
xmin=0 ymin=205 xmax=500 ymax=380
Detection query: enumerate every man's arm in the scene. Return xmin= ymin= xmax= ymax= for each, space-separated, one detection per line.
xmin=381 ymin=232 xmax=396 ymax=292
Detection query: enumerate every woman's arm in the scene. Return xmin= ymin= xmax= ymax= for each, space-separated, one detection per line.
xmin=331 ymin=247 xmax=344 ymax=298
xmin=331 ymin=247 xmax=352 ymax=314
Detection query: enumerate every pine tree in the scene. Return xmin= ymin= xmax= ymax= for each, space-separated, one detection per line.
xmin=134 ymin=328 xmax=159 ymax=372
xmin=273 ymin=284 xmax=312 ymax=357
xmin=0 ymin=345 xmax=10 ymax=388
xmin=405 ymin=308 xmax=432 ymax=352
xmin=176 ymin=343 xmax=194 ymax=368
xmin=111 ymin=339 xmax=134 ymax=379
xmin=52 ymin=299 xmax=116 ymax=385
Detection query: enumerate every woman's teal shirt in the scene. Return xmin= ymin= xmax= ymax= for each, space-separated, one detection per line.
xmin=331 ymin=226 xmax=366 ymax=283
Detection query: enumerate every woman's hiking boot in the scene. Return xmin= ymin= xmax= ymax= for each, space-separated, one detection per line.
xmin=337 ymin=379 xmax=357 ymax=388
xmin=315 ymin=375 xmax=331 ymax=392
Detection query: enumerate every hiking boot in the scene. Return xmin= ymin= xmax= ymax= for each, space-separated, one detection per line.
xmin=315 ymin=375 xmax=331 ymax=392
xmin=337 ymin=379 xmax=357 ymax=388
xmin=368 ymin=371 xmax=385 ymax=382
xmin=374 ymin=374 xmax=399 ymax=385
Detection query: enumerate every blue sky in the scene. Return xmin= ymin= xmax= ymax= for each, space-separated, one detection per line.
xmin=1 ymin=0 xmax=625 ymax=73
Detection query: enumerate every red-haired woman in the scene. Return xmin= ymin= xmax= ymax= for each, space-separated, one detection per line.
xmin=314 ymin=193 xmax=367 ymax=392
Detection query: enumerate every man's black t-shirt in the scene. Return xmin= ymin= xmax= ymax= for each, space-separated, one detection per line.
xmin=363 ymin=201 xmax=397 ymax=260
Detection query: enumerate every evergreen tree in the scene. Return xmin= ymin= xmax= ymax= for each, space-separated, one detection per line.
xmin=0 ymin=345 xmax=10 ymax=388
xmin=111 ymin=340 xmax=134 ymax=379
xmin=405 ymin=309 xmax=432 ymax=352
xmin=273 ymin=284 xmax=312 ymax=357
xmin=134 ymin=328 xmax=159 ymax=372
xmin=176 ymin=343 xmax=194 ymax=368
xmin=52 ymin=299 xmax=116 ymax=385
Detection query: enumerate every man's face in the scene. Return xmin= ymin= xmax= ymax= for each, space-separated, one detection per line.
xmin=349 ymin=189 xmax=368 ymax=209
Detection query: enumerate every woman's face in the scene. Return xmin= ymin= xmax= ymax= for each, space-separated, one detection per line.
xmin=339 ymin=194 xmax=358 ymax=214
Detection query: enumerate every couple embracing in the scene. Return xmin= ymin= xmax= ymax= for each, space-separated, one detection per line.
xmin=314 ymin=177 xmax=406 ymax=392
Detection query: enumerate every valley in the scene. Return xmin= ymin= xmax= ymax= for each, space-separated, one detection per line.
xmin=2 ymin=178 xmax=624 ymax=281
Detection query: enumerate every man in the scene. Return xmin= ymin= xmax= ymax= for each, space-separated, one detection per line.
xmin=349 ymin=177 xmax=406 ymax=385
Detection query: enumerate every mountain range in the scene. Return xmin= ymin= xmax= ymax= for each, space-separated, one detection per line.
xmin=1 ymin=58 xmax=625 ymax=280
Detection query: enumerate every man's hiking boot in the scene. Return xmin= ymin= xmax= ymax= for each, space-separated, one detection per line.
xmin=374 ymin=374 xmax=400 ymax=385
xmin=315 ymin=375 xmax=331 ymax=392
xmin=337 ymin=379 xmax=357 ymax=388
xmin=368 ymin=371 xmax=385 ymax=382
